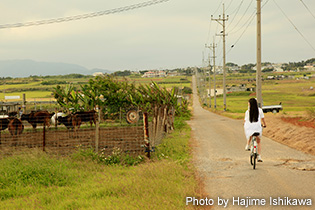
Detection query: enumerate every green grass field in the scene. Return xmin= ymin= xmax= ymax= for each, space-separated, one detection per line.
xmin=201 ymin=71 xmax=315 ymax=117
xmin=0 ymin=118 xmax=203 ymax=210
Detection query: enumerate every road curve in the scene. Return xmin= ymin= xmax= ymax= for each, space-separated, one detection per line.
xmin=188 ymin=75 xmax=315 ymax=209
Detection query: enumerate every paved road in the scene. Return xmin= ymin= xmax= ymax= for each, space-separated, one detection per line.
xmin=188 ymin=76 xmax=315 ymax=209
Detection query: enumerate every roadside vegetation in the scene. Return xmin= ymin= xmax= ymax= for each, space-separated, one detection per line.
xmin=0 ymin=116 xmax=205 ymax=209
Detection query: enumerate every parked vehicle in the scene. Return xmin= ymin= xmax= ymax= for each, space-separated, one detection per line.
xmin=262 ymin=102 xmax=283 ymax=113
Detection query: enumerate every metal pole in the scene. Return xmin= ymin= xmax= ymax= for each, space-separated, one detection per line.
xmin=256 ymin=0 xmax=263 ymax=107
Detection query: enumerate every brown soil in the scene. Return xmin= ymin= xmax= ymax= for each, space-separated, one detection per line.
xmin=281 ymin=117 xmax=315 ymax=129
xmin=263 ymin=113 xmax=315 ymax=156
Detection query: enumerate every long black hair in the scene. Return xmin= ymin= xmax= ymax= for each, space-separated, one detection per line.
xmin=249 ymin=98 xmax=259 ymax=123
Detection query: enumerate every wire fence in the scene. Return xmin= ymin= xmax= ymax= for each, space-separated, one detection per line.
xmin=0 ymin=109 xmax=168 ymax=156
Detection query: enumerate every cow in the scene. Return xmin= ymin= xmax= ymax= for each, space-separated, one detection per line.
xmin=57 ymin=114 xmax=82 ymax=138
xmin=57 ymin=115 xmax=76 ymax=130
xmin=0 ymin=118 xmax=10 ymax=131
xmin=21 ymin=111 xmax=54 ymax=130
xmin=8 ymin=118 xmax=24 ymax=136
xmin=73 ymin=110 xmax=96 ymax=128
xmin=0 ymin=118 xmax=10 ymax=144
xmin=51 ymin=112 xmax=66 ymax=126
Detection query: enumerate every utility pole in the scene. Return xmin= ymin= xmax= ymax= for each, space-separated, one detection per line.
xmin=256 ymin=0 xmax=263 ymax=107
xmin=210 ymin=38 xmax=217 ymax=108
xmin=212 ymin=3 xmax=228 ymax=111
xmin=208 ymin=53 xmax=211 ymax=108
xmin=203 ymin=65 xmax=207 ymax=105
xmin=205 ymin=43 xmax=216 ymax=108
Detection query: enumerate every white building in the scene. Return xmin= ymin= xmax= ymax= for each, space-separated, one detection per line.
xmin=142 ymin=70 xmax=167 ymax=78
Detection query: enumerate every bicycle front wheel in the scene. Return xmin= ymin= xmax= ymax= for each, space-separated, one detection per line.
xmin=253 ymin=153 xmax=257 ymax=169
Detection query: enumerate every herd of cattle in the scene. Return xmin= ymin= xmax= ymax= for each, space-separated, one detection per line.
xmin=0 ymin=110 xmax=97 ymax=138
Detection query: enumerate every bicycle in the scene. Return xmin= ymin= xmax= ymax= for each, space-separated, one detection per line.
xmin=250 ymin=132 xmax=260 ymax=169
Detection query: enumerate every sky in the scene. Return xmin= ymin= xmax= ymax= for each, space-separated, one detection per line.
xmin=0 ymin=0 xmax=314 ymax=72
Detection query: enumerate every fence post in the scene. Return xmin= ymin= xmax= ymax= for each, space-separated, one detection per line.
xmin=55 ymin=108 xmax=58 ymax=130
xmin=143 ymin=112 xmax=150 ymax=159
xmin=120 ymin=107 xmax=122 ymax=124
xmin=43 ymin=124 xmax=46 ymax=152
xmin=95 ymin=106 xmax=100 ymax=153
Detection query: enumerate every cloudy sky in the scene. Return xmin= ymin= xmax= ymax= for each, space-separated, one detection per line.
xmin=0 ymin=0 xmax=314 ymax=71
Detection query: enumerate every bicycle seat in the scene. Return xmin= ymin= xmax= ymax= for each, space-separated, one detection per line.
xmin=252 ymin=132 xmax=260 ymax=136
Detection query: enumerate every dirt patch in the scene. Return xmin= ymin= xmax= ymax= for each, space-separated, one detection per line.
xmin=263 ymin=113 xmax=315 ymax=156
xmin=281 ymin=117 xmax=315 ymax=129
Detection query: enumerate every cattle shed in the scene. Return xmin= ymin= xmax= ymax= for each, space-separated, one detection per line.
xmin=0 ymin=101 xmax=21 ymax=114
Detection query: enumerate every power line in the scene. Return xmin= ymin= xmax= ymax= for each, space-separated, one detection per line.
xmin=0 ymin=0 xmax=169 ymax=29
xmin=227 ymin=11 xmax=256 ymax=55
xmin=273 ymin=0 xmax=315 ymax=52
xmin=226 ymin=0 xmax=270 ymax=56
xmin=299 ymin=0 xmax=315 ymax=21
xmin=225 ymin=0 xmax=234 ymax=12
xmin=227 ymin=0 xmax=253 ymax=33
xmin=227 ymin=0 xmax=244 ymax=26
xmin=213 ymin=0 xmax=224 ymax=16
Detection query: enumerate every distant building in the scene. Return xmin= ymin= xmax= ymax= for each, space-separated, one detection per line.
xmin=167 ymin=71 xmax=178 ymax=77
xmin=272 ymin=63 xmax=284 ymax=72
xmin=93 ymin=72 xmax=104 ymax=77
xmin=142 ymin=70 xmax=167 ymax=78
xmin=304 ymin=64 xmax=315 ymax=71
xmin=142 ymin=71 xmax=157 ymax=78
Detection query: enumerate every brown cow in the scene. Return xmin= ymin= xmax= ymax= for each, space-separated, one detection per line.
xmin=73 ymin=110 xmax=96 ymax=128
xmin=8 ymin=118 xmax=24 ymax=136
xmin=21 ymin=111 xmax=54 ymax=130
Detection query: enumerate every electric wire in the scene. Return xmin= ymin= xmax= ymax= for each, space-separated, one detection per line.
xmin=213 ymin=0 xmax=224 ymax=16
xmin=0 ymin=0 xmax=169 ymax=29
xmin=299 ymin=0 xmax=315 ymax=21
xmin=227 ymin=0 xmax=244 ymax=27
xmin=225 ymin=0 xmax=234 ymax=12
xmin=227 ymin=0 xmax=253 ymax=33
xmin=226 ymin=0 xmax=270 ymax=56
xmin=273 ymin=0 xmax=315 ymax=52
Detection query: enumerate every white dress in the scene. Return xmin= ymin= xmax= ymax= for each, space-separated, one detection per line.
xmin=244 ymin=108 xmax=264 ymax=140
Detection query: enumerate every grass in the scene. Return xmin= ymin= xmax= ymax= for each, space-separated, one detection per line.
xmin=203 ymin=76 xmax=315 ymax=115
xmin=0 ymin=118 xmax=204 ymax=210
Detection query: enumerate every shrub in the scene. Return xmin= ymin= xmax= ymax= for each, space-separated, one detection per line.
xmin=72 ymin=146 xmax=144 ymax=166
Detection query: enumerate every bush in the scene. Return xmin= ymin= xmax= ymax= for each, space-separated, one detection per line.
xmin=72 ymin=146 xmax=145 ymax=166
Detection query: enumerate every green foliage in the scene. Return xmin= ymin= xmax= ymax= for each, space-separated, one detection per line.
xmin=53 ymin=84 xmax=81 ymax=112
xmin=113 ymin=70 xmax=131 ymax=76
xmin=72 ymin=146 xmax=144 ymax=166
xmin=182 ymin=86 xmax=192 ymax=94
xmin=154 ymin=118 xmax=190 ymax=163
xmin=41 ymin=80 xmax=67 ymax=85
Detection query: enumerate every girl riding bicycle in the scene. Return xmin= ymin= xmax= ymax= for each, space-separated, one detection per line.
xmin=244 ymin=98 xmax=267 ymax=162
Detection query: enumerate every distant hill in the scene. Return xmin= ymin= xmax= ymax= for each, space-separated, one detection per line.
xmin=0 ymin=59 xmax=112 ymax=78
